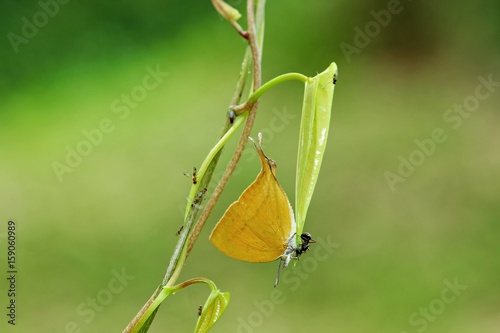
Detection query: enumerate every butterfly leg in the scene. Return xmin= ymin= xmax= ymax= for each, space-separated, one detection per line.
xmin=274 ymin=259 xmax=284 ymax=287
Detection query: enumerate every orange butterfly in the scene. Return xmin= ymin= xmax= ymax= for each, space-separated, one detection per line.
xmin=210 ymin=134 xmax=315 ymax=286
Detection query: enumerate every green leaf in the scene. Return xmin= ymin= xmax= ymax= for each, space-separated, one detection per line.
xmin=295 ymin=62 xmax=338 ymax=237
xmin=194 ymin=289 xmax=230 ymax=333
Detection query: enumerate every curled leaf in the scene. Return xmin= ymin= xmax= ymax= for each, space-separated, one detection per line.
xmin=194 ymin=289 xmax=230 ymax=333
xmin=295 ymin=62 xmax=338 ymax=238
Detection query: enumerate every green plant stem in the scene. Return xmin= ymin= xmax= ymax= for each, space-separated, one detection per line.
xmin=232 ymin=72 xmax=308 ymax=114
xmin=211 ymin=0 xmax=248 ymax=38
xmin=183 ymin=112 xmax=248 ymax=221
xmin=164 ymin=1 xmax=263 ymax=290
xmin=135 ymin=277 xmax=216 ymax=329
xmin=187 ymin=0 xmax=264 ymax=254
xmin=133 ymin=288 xmax=169 ymax=330
xmin=123 ymin=1 xmax=265 ymax=332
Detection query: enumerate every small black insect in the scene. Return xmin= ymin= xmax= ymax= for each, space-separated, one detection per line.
xmin=176 ymin=225 xmax=184 ymax=236
xmin=183 ymin=167 xmax=198 ymax=185
xmin=295 ymin=232 xmax=316 ymax=256
xmin=332 ymin=70 xmax=339 ymax=85
xmin=229 ymin=110 xmax=236 ymax=124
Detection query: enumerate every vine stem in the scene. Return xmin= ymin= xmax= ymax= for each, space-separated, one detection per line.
xmin=183 ymin=112 xmax=247 ymax=222
xmin=232 ymin=72 xmax=308 ymax=114
xmin=122 ymin=1 xmax=266 ymax=332
xmin=133 ymin=277 xmax=216 ymax=329
xmin=186 ymin=0 xmax=264 ymax=254
xmin=210 ymin=0 xmax=249 ymax=38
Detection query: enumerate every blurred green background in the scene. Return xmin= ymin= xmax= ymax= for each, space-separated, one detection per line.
xmin=1 ymin=1 xmax=499 ymax=332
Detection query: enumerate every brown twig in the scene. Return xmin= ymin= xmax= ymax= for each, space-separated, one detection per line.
xmin=187 ymin=0 xmax=263 ymax=254
xmin=122 ymin=1 xmax=265 ymax=331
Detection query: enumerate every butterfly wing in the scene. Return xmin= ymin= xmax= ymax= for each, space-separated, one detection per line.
xmin=210 ymin=143 xmax=294 ymax=262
